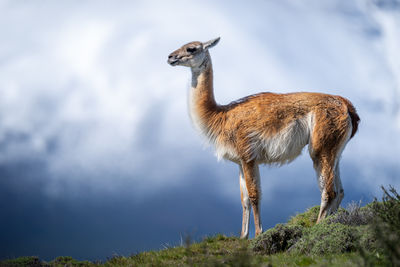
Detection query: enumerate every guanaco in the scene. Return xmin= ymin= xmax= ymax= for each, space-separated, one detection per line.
xmin=167 ymin=37 xmax=360 ymax=238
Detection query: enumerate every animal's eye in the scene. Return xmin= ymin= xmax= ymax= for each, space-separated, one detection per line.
xmin=186 ymin=47 xmax=197 ymax=53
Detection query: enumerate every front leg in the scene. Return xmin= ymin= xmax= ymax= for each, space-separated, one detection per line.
xmin=241 ymin=160 xmax=263 ymax=237
xmin=239 ymin=165 xmax=251 ymax=239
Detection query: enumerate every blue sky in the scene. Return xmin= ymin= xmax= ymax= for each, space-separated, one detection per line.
xmin=0 ymin=0 xmax=399 ymax=261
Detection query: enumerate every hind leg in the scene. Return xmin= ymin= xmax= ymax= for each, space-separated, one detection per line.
xmin=313 ymin=155 xmax=338 ymax=223
xmin=310 ymin=108 xmax=351 ymax=223
xmin=331 ymin=163 xmax=344 ymax=212
xmin=318 ymin=161 xmax=344 ymax=221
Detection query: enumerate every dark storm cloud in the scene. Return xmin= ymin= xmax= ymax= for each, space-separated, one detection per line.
xmin=0 ymin=157 xmax=377 ymax=261
xmin=0 ymin=162 xmax=238 ymax=261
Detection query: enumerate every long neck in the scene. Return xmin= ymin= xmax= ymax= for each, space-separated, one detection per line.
xmin=189 ymin=52 xmax=221 ymax=137
xmin=191 ymin=53 xmax=217 ymax=108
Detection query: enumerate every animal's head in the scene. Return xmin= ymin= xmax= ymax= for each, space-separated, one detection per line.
xmin=167 ymin=37 xmax=220 ymax=68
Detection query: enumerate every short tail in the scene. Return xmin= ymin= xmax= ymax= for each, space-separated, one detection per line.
xmin=339 ymin=96 xmax=360 ymax=138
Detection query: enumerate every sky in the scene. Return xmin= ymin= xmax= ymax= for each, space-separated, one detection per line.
xmin=1 ymin=0 xmax=400 ymax=261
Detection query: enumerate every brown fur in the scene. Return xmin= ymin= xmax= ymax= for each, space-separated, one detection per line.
xmin=192 ymin=63 xmax=358 ymax=163
xmin=168 ymin=38 xmax=360 ymax=238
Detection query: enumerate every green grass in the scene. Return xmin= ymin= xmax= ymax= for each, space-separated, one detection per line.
xmin=0 ymin=256 xmax=42 ymax=267
xmin=102 ymin=236 xmax=367 ymax=267
xmin=0 ymin=235 xmax=372 ymax=267
xmin=2 ymin=186 xmax=399 ymax=267
xmin=286 ymin=205 xmax=320 ymax=228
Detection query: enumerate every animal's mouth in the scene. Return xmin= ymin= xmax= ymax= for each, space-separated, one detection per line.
xmin=167 ymin=54 xmax=180 ymax=66
xmin=168 ymin=59 xmax=179 ymax=66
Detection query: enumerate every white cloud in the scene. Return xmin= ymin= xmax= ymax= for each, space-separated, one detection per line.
xmin=0 ymin=0 xmax=399 ymax=200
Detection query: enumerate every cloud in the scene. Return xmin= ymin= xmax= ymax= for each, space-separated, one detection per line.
xmin=0 ymin=0 xmax=400 ymax=201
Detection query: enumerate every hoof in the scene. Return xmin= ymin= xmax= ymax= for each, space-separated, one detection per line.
xmin=240 ymin=233 xmax=248 ymax=239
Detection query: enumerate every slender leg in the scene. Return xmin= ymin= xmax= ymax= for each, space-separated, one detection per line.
xmin=331 ymin=163 xmax=344 ymax=211
xmin=239 ymin=165 xmax=250 ymax=239
xmin=241 ymin=160 xmax=262 ymax=237
xmin=309 ymin=108 xmax=351 ymax=223
xmin=315 ymin=155 xmax=344 ymax=220
xmin=315 ymin=157 xmax=336 ymax=223
xmin=317 ymin=189 xmax=331 ymax=223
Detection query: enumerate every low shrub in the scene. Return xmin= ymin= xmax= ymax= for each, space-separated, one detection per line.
xmin=327 ymin=201 xmax=374 ymax=226
xmin=356 ymin=225 xmax=378 ymax=252
xmin=0 ymin=256 xmax=43 ymax=267
xmin=365 ymin=186 xmax=400 ymax=266
xmin=50 ymin=256 xmax=92 ymax=266
xmin=290 ymin=222 xmax=360 ymax=255
xmin=250 ymin=224 xmax=303 ymax=254
xmin=287 ymin=206 xmax=320 ymax=228
xmin=252 ymin=203 xmax=379 ymax=257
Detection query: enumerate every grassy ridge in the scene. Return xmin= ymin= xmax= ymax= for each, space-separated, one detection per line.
xmin=0 ymin=236 xmax=364 ymax=267
xmin=2 ymin=186 xmax=399 ymax=266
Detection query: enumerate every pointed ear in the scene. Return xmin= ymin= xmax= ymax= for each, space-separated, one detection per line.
xmin=203 ymin=37 xmax=220 ymax=50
